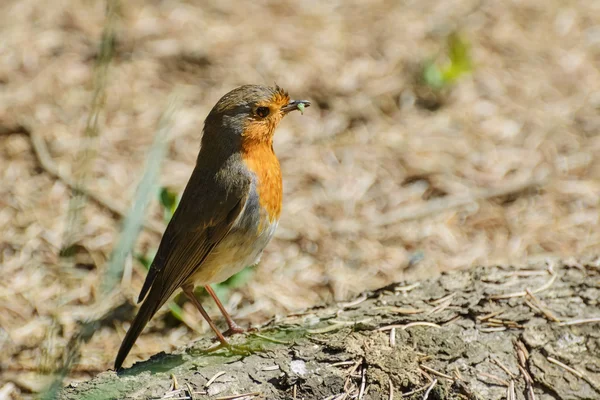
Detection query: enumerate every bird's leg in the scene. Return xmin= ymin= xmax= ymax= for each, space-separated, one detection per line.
xmin=204 ymin=285 xmax=246 ymax=336
xmin=182 ymin=285 xmax=229 ymax=346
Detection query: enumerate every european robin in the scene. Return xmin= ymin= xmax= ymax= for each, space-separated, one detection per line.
xmin=114 ymin=85 xmax=309 ymax=370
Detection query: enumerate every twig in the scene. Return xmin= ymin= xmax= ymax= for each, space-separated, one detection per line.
xmin=162 ymin=389 xmax=183 ymax=399
xmin=452 ymin=366 xmax=463 ymax=381
xmin=307 ymin=318 xmax=372 ymax=334
xmin=527 ymin=384 xmax=536 ymax=400
xmin=483 ymin=318 xmax=522 ymax=329
xmin=338 ymin=293 xmax=368 ymax=308
xmin=342 ymin=360 xmax=361 ymax=396
xmin=215 ymin=392 xmax=261 ymax=400
xmin=514 ymin=340 xmax=530 ymax=362
xmin=421 ymin=379 xmax=437 ymax=400
xmin=517 ymin=365 xmax=531 ymax=383
xmin=346 ymin=360 xmax=362 ymax=377
xmin=517 ymin=365 xmax=536 ymax=400
xmin=185 ymin=383 xmax=198 ymax=400
xmin=429 ymin=292 xmax=456 ymax=305
xmin=525 ymin=289 xmax=560 ymax=322
xmin=418 ymin=367 xmax=433 ymax=382
xmin=358 ymin=365 xmax=367 ymax=399
xmin=477 ymin=310 xmax=506 ymax=321
xmin=442 ymin=315 xmax=461 ymax=326
xmin=400 ymin=385 xmax=427 ymax=397
xmin=492 ymin=358 xmax=516 ymax=379
xmin=374 ymin=307 xmax=424 ymax=314
xmin=402 ymin=322 xmax=442 ymax=330
xmin=477 ymin=372 xmax=509 ymax=386
xmin=547 ymin=357 xmax=583 ymax=378
xmin=489 ymin=269 xmax=557 ymax=300
xmin=156 ymin=397 xmax=190 ymax=400
xmin=377 ymin=322 xmax=441 ymax=331
xmin=170 ymin=374 xmax=179 ymax=391
xmin=205 ymin=371 xmax=225 ymax=388
xmin=329 ymin=361 xmax=357 ymax=368
xmin=507 ymin=380 xmax=515 ymax=400
xmin=394 ymin=282 xmax=421 ymax=292
xmin=544 ymin=345 xmax=600 ymax=393
xmin=559 ymin=317 xmax=600 ymax=326
xmin=480 ymin=327 xmax=506 ymax=333
xmin=420 ymin=365 xmax=453 ymax=380
xmin=427 ymin=299 xmax=454 ymax=315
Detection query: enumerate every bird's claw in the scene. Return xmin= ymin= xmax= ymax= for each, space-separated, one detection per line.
xmin=206 ymin=342 xmax=253 ymax=356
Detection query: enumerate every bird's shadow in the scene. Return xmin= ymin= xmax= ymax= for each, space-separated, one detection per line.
xmin=115 ymin=328 xmax=306 ymax=377
xmin=115 ymin=337 xmax=259 ymax=377
xmin=116 ymin=352 xmax=187 ymax=377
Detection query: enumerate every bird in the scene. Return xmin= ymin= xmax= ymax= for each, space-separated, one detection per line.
xmin=114 ymin=85 xmax=310 ymax=370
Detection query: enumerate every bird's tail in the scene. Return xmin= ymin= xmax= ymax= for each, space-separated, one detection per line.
xmin=114 ymin=285 xmax=166 ymax=371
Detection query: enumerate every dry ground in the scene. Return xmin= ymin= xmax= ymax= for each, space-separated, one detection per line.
xmin=1 ymin=0 xmax=599 ymax=397
xmin=59 ymin=261 xmax=600 ymax=400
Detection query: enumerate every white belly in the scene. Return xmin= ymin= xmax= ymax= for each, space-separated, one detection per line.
xmin=188 ymin=219 xmax=278 ymax=286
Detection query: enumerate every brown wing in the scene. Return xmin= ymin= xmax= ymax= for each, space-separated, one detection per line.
xmin=138 ymin=165 xmax=249 ymax=302
xmin=114 ymin=166 xmax=249 ymax=370
xmin=150 ymin=188 xmax=248 ymax=299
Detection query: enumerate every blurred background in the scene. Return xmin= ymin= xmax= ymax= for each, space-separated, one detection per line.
xmin=1 ymin=0 xmax=599 ymax=397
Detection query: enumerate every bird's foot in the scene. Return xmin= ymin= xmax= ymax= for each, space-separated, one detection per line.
xmin=206 ymin=341 xmax=254 ymax=356
xmin=222 ymin=322 xmax=246 ymax=337
xmin=223 ymin=324 xmax=258 ymax=337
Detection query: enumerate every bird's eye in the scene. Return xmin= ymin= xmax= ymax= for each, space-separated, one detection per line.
xmin=256 ymin=106 xmax=270 ymax=118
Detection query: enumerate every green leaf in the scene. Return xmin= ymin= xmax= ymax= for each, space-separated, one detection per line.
xmin=210 ymin=284 xmax=230 ymax=303
xmin=422 ymin=32 xmax=473 ymax=90
xmin=134 ymin=251 xmax=155 ymax=270
xmin=423 ymin=61 xmax=445 ymax=90
xmin=441 ymin=32 xmax=472 ymax=84
xmin=207 ymin=266 xmax=256 ymax=304
xmin=159 ymin=186 xmax=179 ymax=222
xmin=218 ymin=265 xmax=255 ymax=289
xmin=168 ymin=302 xmax=185 ymax=321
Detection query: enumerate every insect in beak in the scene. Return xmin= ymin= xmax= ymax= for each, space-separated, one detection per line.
xmin=281 ymin=100 xmax=311 ymax=115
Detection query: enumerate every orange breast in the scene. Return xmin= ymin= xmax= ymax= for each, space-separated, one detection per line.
xmin=241 ymin=142 xmax=282 ymax=222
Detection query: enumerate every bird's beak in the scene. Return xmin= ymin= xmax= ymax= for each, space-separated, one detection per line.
xmin=282 ymin=100 xmax=311 ymax=115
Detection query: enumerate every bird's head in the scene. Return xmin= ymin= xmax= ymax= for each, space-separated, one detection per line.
xmin=203 ymin=85 xmax=310 ymax=149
